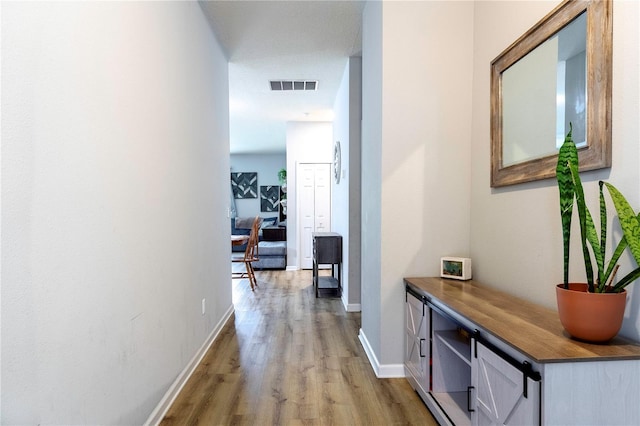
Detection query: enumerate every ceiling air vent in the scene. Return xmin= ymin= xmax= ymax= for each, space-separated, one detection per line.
xmin=270 ymin=80 xmax=318 ymax=91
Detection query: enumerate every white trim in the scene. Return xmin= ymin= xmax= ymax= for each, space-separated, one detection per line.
xmin=358 ymin=328 xmax=377 ymax=373
xmin=144 ymin=304 xmax=235 ymax=426
xmin=343 ymin=300 xmax=361 ymax=312
xmin=358 ymin=328 xmax=405 ymax=378
xmin=286 ymin=265 xmax=299 ymax=271
xmin=379 ymin=363 xmax=405 ymax=378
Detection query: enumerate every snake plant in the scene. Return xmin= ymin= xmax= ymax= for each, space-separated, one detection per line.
xmin=557 ymin=125 xmax=640 ymax=293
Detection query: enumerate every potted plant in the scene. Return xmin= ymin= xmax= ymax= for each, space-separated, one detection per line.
xmin=278 ymin=168 xmax=287 ymax=185
xmin=277 ymin=168 xmax=287 ymax=215
xmin=556 ymin=124 xmax=640 ymax=342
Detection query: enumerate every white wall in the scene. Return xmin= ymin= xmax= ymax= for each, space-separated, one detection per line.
xmin=470 ymin=0 xmax=640 ymax=341
xmin=285 ymin=122 xmax=333 ymax=269
xmin=361 ymin=1 xmax=474 ymax=372
xmin=332 ymin=57 xmax=362 ymax=312
xmin=361 ymin=0 xmax=384 ymax=368
xmin=1 ymin=2 xmax=231 ymax=424
xmin=230 ymin=153 xmax=286 ymax=219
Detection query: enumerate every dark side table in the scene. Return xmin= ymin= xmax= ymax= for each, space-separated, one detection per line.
xmin=312 ymin=232 xmax=342 ymax=298
xmin=262 ymin=226 xmax=286 ymax=241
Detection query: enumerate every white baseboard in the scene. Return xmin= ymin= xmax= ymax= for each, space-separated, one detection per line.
xmin=358 ymin=328 xmax=406 ymax=378
xmin=343 ymin=299 xmax=361 ymax=312
xmin=286 ymin=265 xmax=299 ymax=271
xmin=144 ymin=304 xmax=235 ymax=426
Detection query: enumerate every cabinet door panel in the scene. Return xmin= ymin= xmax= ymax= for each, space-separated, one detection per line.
xmin=405 ymin=293 xmax=429 ymax=392
xmin=472 ymin=341 xmax=540 ymax=426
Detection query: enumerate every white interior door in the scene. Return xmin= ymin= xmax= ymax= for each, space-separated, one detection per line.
xmin=298 ymin=163 xmax=331 ymax=269
xmin=313 ymin=164 xmax=331 ymax=232
xmin=299 ymin=164 xmax=316 ymax=269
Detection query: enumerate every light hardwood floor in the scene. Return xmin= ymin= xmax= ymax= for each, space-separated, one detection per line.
xmin=161 ymin=270 xmax=437 ymax=425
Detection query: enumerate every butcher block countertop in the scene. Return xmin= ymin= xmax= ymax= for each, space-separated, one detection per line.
xmin=404 ymin=277 xmax=640 ymax=363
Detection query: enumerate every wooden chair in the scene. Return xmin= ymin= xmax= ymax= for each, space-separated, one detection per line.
xmin=232 ymin=216 xmax=262 ymax=290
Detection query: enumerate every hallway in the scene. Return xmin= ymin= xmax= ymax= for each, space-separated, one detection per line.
xmin=161 ymin=270 xmax=436 ymax=425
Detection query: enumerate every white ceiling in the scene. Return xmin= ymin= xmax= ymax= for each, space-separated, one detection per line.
xmin=199 ymin=1 xmax=364 ymax=154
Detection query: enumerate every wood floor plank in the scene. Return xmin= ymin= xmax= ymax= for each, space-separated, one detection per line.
xmin=161 ymin=270 xmax=436 ymax=425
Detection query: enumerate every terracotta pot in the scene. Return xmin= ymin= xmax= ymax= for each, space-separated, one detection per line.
xmin=556 ymin=283 xmax=627 ymax=343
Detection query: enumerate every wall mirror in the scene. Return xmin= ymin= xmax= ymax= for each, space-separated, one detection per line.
xmin=490 ymin=0 xmax=612 ymax=187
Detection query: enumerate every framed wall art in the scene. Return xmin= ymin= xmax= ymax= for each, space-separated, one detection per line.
xmin=231 ymin=172 xmax=258 ymax=199
xmin=260 ymin=185 xmax=280 ymax=212
xmin=440 ymin=257 xmax=472 ymax=281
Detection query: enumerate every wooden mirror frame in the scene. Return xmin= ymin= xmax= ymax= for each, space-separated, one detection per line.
xmin=490 ymin=0 xmax=612 ymax=188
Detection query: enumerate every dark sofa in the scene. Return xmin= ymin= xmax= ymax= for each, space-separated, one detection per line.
xmin=230 ymin=216 xmax=278 ymax=252
xmin=231 ymin=216 xmax=286 ymax=269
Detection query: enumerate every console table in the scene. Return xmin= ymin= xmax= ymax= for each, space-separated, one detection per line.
xmin=404 ymin=277 xmax=640 ymax=426
xmin=313 ymin=232 xmax=342 ymax=298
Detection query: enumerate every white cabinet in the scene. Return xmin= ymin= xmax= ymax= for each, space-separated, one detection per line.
xmin=405 ymin=284 xmax=542 ymax=426
xmin=404 ymin=277 xmax=640 ymax=426
xmin=405 ymin=289 xmax=429 ymax=400
xmin=431 ymin=312 xmax=472 ymax=426
xmin=472 ymin=341 xmax=540 ymax=425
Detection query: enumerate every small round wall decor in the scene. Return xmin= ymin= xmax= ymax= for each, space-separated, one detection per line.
xmin=333 ymin=141 xmax=341 ymax=184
